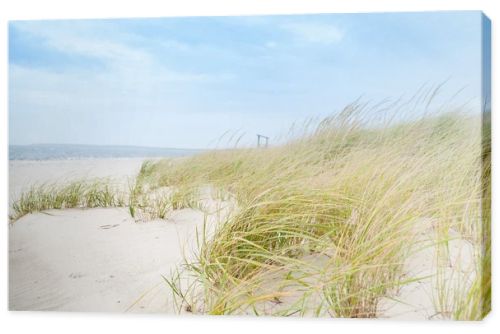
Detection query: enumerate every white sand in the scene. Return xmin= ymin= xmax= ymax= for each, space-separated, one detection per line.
xmin=9 ymin=159 xmax=218 ymax=313
xmin=9 ymin=207 xmax=206 ymax=312
xmin=377 ymin=220 xmax=476 ymax=320
xmin=8 ymin=159 xmax=476 ymax=317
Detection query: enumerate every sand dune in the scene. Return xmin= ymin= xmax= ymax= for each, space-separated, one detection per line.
xmin=8 ymin=159 xmax=478 ymax=317
xmin=9 ymin=207 xmax=207 ymax=312
xmin=8 ymin=159 xmax=199 ymax=312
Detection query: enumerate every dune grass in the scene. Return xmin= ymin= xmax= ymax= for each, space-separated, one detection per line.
xmin=10 ymin=180 xmax=127 ymax=222
xmin=145 ymin=100 xmax=489 ymax=318
xmin=9 ymin=95 xmax=490 ymax=319
xmin=128 ymin=161 xmax=203 ymax=221
xmin=9 ymin=160 xmax=204 ymax=223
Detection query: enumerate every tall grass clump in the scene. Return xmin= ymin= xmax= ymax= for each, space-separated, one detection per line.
xmin=156 ymin=93 xmax=489 ymax=318
xmin=10 ymin=180 xmax=126 ymax=222
xmin=128 ymin=161 xmax=203 ymax=221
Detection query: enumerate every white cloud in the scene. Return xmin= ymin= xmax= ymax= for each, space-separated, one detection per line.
xmin=9 ymin=20 xmax=238 ymax=145
xmin=11 ymin=21 xmax=226 ymax=84
xmin=281 ymin=22 xmax=344 ymax=45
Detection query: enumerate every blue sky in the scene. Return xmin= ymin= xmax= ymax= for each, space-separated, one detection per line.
xmin=9 ymin=12 xmax=484 ymax=148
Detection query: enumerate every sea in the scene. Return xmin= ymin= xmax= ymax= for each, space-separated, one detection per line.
xmin=9 ymin=144 xmax=204 ymax=160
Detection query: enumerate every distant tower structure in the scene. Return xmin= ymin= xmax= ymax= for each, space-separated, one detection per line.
xmin=257 ymin=134 xmax=269 ymax=148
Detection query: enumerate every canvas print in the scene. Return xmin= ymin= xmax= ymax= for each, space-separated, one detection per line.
xmin=8 ymin=12 xmax=491 ymax=320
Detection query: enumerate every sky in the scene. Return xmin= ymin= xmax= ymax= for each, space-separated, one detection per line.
xmin=9 ymin=12 xmax=485 ymax=148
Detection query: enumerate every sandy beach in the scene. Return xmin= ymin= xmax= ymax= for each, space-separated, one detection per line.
xmin=9 ymin=159 xmax=146 ymax=207
xmin=8 ymin=159 xmax=221 ymax=312
xmin=4 ymin=10 xmax=490 ymax=323
xmin=8 ymin=159 xmax=477 ymax=317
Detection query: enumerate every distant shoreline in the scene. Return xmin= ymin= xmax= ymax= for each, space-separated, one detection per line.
xmin=9 ymin=144 xmax=205 ymax=161
xmin=9 ymin=157 xmax=162 ymax=162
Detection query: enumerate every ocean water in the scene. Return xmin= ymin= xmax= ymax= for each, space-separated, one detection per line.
xmin=9 ymin=144 xmax=204 ymax=160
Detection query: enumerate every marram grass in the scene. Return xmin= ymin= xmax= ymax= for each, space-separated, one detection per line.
xmin=154 ymin=102 xmax=489 ymax=319
xmin=9 ymin=98 xmax=491 ymax=319
xmin=10 ymin=180 xmax=126 ymax=222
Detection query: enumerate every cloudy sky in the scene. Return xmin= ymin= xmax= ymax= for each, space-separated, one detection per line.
xmin=9 ymin=12 xmax=484 ymax=148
